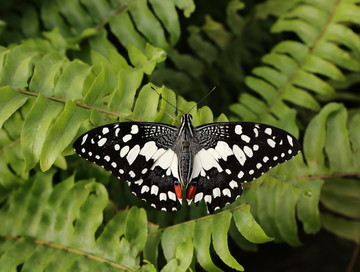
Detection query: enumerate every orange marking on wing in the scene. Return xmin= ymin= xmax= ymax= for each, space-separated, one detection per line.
xmin=174 ymin=184 xmax=182 ymax=199
xmin=186 ymin=184 xmax=197 ymax=200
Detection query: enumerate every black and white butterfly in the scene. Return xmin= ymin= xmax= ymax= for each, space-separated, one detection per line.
xmin=73 ymin=114 xmax=301 ymax=213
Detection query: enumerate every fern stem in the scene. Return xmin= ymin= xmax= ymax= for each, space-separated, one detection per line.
xmin=95 ymin=3 xmax=127 ymax=31
xmin=1 ymin=235 xmax=135 ymax=271
xmin=346 ymin=241 xmax=360 ymax=272
xmin=297 ymin=172 xmax=360 ymax=181
xmin=148 ymin=203 xmax=249 ymax=235
xmin=15 ymin=89 xmax=137 ymax=121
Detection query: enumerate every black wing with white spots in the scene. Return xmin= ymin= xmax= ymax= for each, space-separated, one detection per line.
xmin=73 ymin=114 xmax=301 ymax=214
xmin=190 ymin=122 xmax=301 ymax=213
xmin=73 ymin=122 xmax=183 ymax=212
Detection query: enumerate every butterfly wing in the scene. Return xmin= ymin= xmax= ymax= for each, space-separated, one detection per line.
xmin=73 ymin=122 xmax=182 ymax=212
xmin=191 ymin=122 xmax=301 ymax=213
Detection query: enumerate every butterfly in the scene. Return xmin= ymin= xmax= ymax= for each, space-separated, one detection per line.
xmin=73 ymin=114 xmax=301 ymax=213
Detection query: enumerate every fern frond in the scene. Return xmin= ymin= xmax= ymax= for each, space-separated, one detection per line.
xmin=0 ymin=171 xmax=155 ymax=271
xmin=0 ymin=25 xmax=171 ymax=173
xmin=1 ymin=0 xmax=194 ymax=52
xmin=230 ymin=0 xmax=360 ymax=122
xmin=0 ymin=170 xmax=274 ymax=271
xmin=303 ymin=103 xmax=360 ymax=242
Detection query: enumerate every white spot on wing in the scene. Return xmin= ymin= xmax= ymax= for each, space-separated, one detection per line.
xmin=229 ymin=180 xmax=238 ymax=189
xmin=104 ymin=155 xmax=110 ymax=161
xmin=139 ymin=141 xmax=158 ymax=161
xmin=134 ymin=179 xmax=143 ymax=185
xmin=151 ymin=148 xmax=166 ymax=161
xmin=122 ymin=134 xmax=132 ymax=143
xmin=126 ymin=145 xmax=140 ymax=165
xmin=287 ymin=135 xmax=294 ymax=146
xmin=98 ymin=138 xmax=107 ymax=147
xmin=194 ymin=192 xmax=203 ymax=203
xmin=141 ymin=185 xmax=149 ymax=194
xmin=241 ymin=135 xmax=251 ymax=143
xmin=102 ymin=127 xmax=109 ymax=135
xmin=204 ymin=195 xmax=212 ymax=203
xmin=215 ymin=141 xmax=233 ymax=161
xmin=195 ymin=149 xmax=223 ymax=172
xmin=131 ymin=125 xmax=139 ymax=134
xmin=267 ymin=138 xmax=276 ymax=148
xmin=152 ymin=149 xmax=176 ymax=170
xmin=233 ymin=145 xmax=246 ymax=166
xmin=169 ymin=154 xmax=179 ymax=180
xmin=212 ymin=187 xmax=221 ymax=198
xmin=114 ymin=144 xmax=120 ymax=151
xmin=120 ymin=145 xmax=130 ymax=157
xmin=222 ymin=188 xmax=231 ymax=197
xmin=235 ymin=125 xmax=243 ymax=135
xmin=81 ymin=134 xmax=88 ymax=145
xmin=243 ymin=146 xmax=253 ymax=158
xmin=238 ymin=171 xmax=244 ymax=179
xmin=115 ymin=128 xmax=120 ymax=137
xmin=151 ymin=185 xmax=159 ymax=195
xmin=207 ymin=148 xmax=221 ymax=160
xmin=265 ymin=128 xmax=272 ymax=135
xmin=160 ymin=193 xmax=167 ymax=201
xmin=168 ymin=191 xmax=176 ymax=201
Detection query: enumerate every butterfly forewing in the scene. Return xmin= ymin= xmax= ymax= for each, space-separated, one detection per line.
xmin=190 ymin=122 xmax=301 ymax=213
xmin=73 ymin=122 xmax=182 ymax=211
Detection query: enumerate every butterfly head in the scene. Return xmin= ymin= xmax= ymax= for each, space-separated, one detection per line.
xmin=180 ymin=114 xmax=193 ymax=124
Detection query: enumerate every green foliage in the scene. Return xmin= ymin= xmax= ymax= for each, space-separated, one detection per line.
xmin=0 ymin=0 xmax=359 ymax=271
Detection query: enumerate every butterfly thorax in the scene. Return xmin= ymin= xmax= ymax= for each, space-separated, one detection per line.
xmin=173 ymin=114 xmax=196 ymax=187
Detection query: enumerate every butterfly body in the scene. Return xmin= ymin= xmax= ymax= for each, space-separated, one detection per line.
xmin=73 ymin=114 xmax=301 ymax=213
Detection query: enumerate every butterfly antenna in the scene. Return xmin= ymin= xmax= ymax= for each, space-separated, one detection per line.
xmin=151 ymin=86 xmax=185 ymax=115
xmin=164 ymin=110 xmax=180 ymax=125
xmin=187 ymin=84 xmax=218 ymax=114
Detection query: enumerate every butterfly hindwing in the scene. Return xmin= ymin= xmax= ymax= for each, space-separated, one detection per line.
xmin=73 ymin=122 xmax=182 ymax=211
xmin=190 ymin=122 xmax=301 ymax=212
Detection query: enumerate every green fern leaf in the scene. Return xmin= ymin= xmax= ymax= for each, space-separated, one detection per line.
xmin=0 ymin=171 xmax=152 ymax=271
xmin=231 ymin=0 xmax=360 ymax=122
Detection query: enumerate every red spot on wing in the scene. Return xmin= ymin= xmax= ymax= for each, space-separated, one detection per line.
xmin=186 ymin=184 xmax=197 ymax=200
xmin=174 ymin=184 xmax=182 ymax=200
